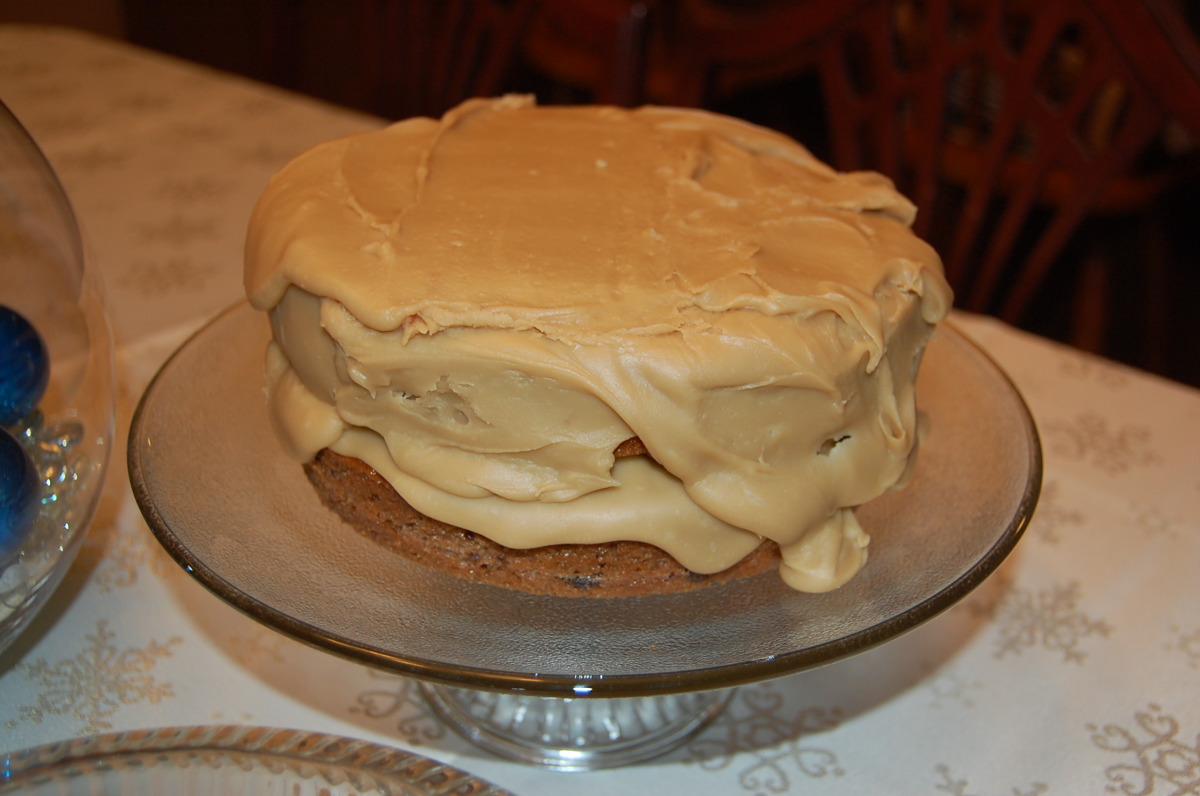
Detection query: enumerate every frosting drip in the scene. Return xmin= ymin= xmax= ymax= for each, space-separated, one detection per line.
xmin=246 ymin=95 xmax=952 ymax=592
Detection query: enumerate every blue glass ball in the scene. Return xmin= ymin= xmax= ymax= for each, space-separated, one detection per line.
xmin=0 ymin=427 xmax=39 ymax=561
xmin=0 ymin=305 xmax=49 ymax=427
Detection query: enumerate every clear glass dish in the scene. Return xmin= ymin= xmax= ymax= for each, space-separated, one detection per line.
xmin=0 ymin=725 xmax=514 ymax=795
xmin=128 ymin=302 xmax=1040 ymax=768
xmin=0 ymin=100 xmax=114 ymax=655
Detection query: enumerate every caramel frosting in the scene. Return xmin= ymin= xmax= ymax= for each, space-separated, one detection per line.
xmin=245 ymin=95 xmax=952 ymax=593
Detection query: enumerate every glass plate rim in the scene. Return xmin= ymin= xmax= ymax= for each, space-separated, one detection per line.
xmin=0 ymin=724 xmax=515 ymax=794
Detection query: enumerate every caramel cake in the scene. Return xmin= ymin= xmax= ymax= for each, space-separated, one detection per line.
xmin=244 ymin=95 xmax=952 ymax=597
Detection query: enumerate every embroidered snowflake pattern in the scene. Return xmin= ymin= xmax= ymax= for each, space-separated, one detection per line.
xmin=54 ymin=144 xmax=129 ymax=172
xmin=347 ymin=670 xmax=446 ymax=746
xmin=227 ymin=627 xmax=289 ymax=668
xmin=1042 ymin=412 xmax=1161 ymax=475
xmin=158 ymin=119 xmax=228 ymax=146
xmin=1128 ymin=504 xmax=1183 ymax=541
xmin=115 ymin=255 xmax=219 ymax=298
xmin=934 ymin=763 xmax=1048 ymax=795
xmin=1056 ymin=352 xmax=1129 ymax=388
xmin=1167 ymin=625 xmax=1200 ymax=671
xmin=985 ymin=581 xmax=1112 ymax=663
xmin=1028 ymin=479 xmax=1085 ymax=544
xmin=137 ymin=214 xmax=219 ymax=246
xmin=156 ymin=175 xmax=236 ymax=203
xmin=1089 ymin=704 xmax=1200 ymax=795
xmin=682 ymin=683 xmax=844 ymax=793
xmin=928 ymin=672 xmax=985 ymax=709
xmin=6 ymin=621 xmax=182 ymax=734
xmin=83 ymin=520 xmax=175 ymax=593
xmin=238 ymin=141 xmax=313 ymax=168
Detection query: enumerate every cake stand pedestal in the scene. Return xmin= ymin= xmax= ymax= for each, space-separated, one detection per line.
xmin=422 ymin=684 xmax=731 ymax=771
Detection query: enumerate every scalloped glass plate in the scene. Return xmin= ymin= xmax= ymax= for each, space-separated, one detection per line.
xmin=128 ymin=303 xmax=1040 ymax=698
xmin=0 ymin=725 xmax=514 ymax=794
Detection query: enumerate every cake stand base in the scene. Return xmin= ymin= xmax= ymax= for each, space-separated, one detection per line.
xmin=420 ymin=683 xmax=733 ymax=771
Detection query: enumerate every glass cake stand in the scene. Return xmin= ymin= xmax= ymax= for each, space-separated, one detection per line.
xmin=128 ymin=302 xmax=1040 ymax=771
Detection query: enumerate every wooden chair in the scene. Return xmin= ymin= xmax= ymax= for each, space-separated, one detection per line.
xmin=257 ymin=0 xmax=656 ymax=116
xmin=518 ymin=0 xmax=656 ymax=105
xmin=373 ymin=0 xmax=541 ymax=118
xmin=256 ymin=0 xmax=542 ymax=121
xmin=663 ymin=0 xmax=1200 ymax=353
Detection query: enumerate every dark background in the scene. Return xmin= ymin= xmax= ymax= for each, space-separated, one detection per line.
xmin=4 ymin=0 xmax=1198 ymax=388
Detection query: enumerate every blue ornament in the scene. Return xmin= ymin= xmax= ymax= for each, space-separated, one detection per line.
xmin=0 ymin=305 xmax=49 ymax=427
xmin=0 ymin=427 xmax=39 ymax=562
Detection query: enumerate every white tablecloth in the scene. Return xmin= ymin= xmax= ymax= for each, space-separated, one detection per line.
xmin=2 ymin=25 xmax=1198 ymax=795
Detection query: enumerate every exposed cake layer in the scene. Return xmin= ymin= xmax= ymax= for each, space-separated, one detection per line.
xmin=304 ymin=448 xmax=782 ymax=597
xmin=246 ymin=95 xmax=952 ymax=592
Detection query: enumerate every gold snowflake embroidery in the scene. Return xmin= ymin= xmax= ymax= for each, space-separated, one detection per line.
xmin=227 ymin=95 xmax=284 ymax=119
xmin=156 ymin=175 xmax=236 ymax=203
xmin=1167 ymin=625 xmax=1200 ymax=671
xmin=20 ymin=109 xmax=93 ymax=137
xmin=1128 ymin=504 xmax=1182 ymax=541
xmin=55 ymin=144 xmax=129 ymax=172
xmin=228 ymin=627 xmax=289 ymax=668
xmin=348 ymin=671 xmax=446 ymax=746
xmin=1090 ymin=704 xmax=1200 ymax=795
xmin=238 ymin=142 xmax=312 ymax=168
xmin=6 ymin=621 xmax=183 ymax=734
xmin=1043 ymin=412 xmax=1161 ymax=475
xmin=137 ymin=214 xmax=219 ymax=246
xmin=1057 ymin=352 xmax=1129 ymax=388
xmin=1028 ymin=479 xmax=1085 ymax=544
xmin=928 ymin=672 xmax=985 ymax=709
xmin=159 ymin=120 xmax=229 ymax=146
xmin=986 ymin=581 xmax=1113 ymax=663
xmin=81 ymin=520 xmax=175 ymax=593
xmin=110 ymin=91 xmax=174 ymax=114
xmin=115 ymin=255 xmax=219 ymax=298
xmin=683 ymin=683 xmax=844 ymax=791
xmin=935 ymin=763 xmax=1048 ymax=795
